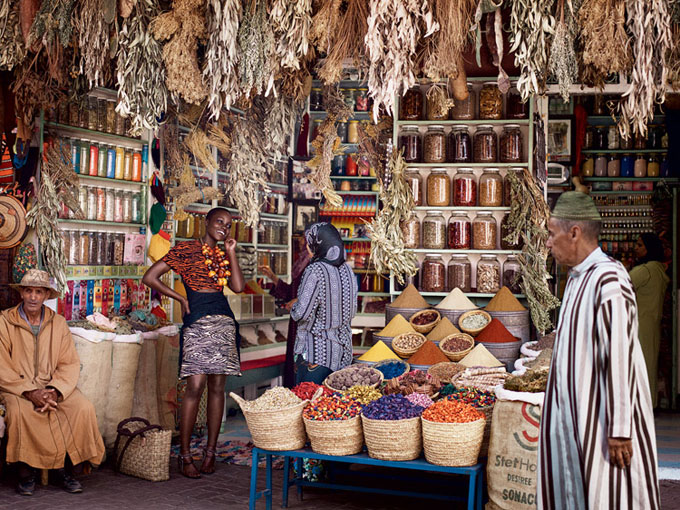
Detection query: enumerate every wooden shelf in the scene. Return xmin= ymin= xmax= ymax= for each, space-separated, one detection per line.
xmin=45 ymin=122 xmax=144 ymax=145
xmin=406 ymin=163 xmax=528 ymax=168
xmin=396 ymin=119 xmax=530 ymax=126
xmin=581 ymin=149 xmax=667 ymax=154
xmin=583 ymin=177 xmax=677 ymax=182
xmin=59 ymin=219 xmax=143 ymax=228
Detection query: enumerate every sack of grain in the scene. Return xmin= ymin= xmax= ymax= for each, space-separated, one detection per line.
xmin=155 ymin=326 xmax=180 ymax=432
xmin=131 ymin=337 xmax=161 ymax=425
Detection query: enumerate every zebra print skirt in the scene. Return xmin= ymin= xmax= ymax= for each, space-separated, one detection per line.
xmin=180 ymin=315 xmax=240 ymax=378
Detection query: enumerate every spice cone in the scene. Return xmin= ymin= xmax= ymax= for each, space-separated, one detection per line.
xmin=391 ymin=284 xmax=429 ymax=309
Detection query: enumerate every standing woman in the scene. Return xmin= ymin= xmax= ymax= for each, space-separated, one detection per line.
xmin=290 ymin=223 xmax=358 ymax=384
xmin=143 ymin=208 xmax=244 ymax=478
xmin=630 ymin=233 xmax=669 ymax=408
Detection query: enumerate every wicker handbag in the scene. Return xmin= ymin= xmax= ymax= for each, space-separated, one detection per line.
xmin=114 ymin=417 xmax=172 ymax=482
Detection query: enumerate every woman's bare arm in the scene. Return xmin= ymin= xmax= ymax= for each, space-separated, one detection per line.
xmin=142 ymin=260 xmax=191 ymax=316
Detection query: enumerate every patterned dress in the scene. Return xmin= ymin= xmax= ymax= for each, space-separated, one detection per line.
xmin=538 ymin=248 xmax=660 ymax=509
xmin=290 ymin=261 xmax=358 ymax=371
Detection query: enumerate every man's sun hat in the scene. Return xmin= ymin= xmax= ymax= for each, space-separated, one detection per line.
xmin=10 ymin=268 xmax=60 ymax=299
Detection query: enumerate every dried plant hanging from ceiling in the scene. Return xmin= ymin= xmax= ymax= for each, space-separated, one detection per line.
xmin=184 ymin=130 xmax=219 ymax=175
xmin=509 ymin=0 xmax=556 ymax=101
xmin=170 ymin=162 xmax=222 ymax=221
xmin=117 ymin=0 xmax=168 ymax=136
xmin=203 ymin=0 xmax=242 ymax=121
xmin=270 ymin=0 xmax=312 ymax=72
xmin=261 ymin=94 xmax=298 ymax=163
xmin=238 ymin=0 xmax=277 ymax=99
xmin=0 ymin=0 xmax=26 ymax=70
xmin=309 ymin=0 xmax=341 ymax=54
xmin=29 ymin=0 xmax=75 ymax=84
xmin=367 ymin=150 xmax=418 ymax=286
xmin=75 ymin=0 xmax=111 ymax=89
xmin=617 ymin=0 xmax=671 ymax=140
xmin=669 ymin=2 xmax=680 ymax=89
xmin=577 ymin=0 xmax=631 ymax=89
xmin=160 ymin=121 xmax=184 ymax=180
xmin=549 ymin=0 xmax=579 ymax=102
xmin=151 ymin=0 xmax=208 ymax=105
xmin=365 ymin=0 xmax=439 ymax=120
xmin=317 ymin=0 xmax=369 ymax=85
xmin=12 ymin=56 xmax=64 ymax=136
xmin=279 ymin=47 xmax=316 ymax=103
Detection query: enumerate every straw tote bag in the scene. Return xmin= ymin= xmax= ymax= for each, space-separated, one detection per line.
xmin=114 ymin=417 xmax=172 ymax=482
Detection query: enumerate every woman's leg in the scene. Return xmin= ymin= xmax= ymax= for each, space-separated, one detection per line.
xmin=179 ymin=374 xmax=207 ymax=477
xmin=200 ymin=374 xmax=227 ymax=473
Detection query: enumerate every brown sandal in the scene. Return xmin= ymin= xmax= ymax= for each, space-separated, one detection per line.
xmin=178 ymin=452 xmax=201 ymax=479
xmin=200 ymin=447 xmax=217 ymax=475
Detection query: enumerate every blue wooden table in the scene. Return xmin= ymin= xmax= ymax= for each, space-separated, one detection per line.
xmin=249 ymin=447 xmax=484 ymax=510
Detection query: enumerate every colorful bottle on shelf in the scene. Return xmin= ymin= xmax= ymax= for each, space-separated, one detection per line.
xmin=107 ymin=146 xmax=116 ymax=179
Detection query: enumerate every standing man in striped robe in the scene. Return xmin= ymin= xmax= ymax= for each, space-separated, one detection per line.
xmin=538 ymin=192 xmax=660 ymax=509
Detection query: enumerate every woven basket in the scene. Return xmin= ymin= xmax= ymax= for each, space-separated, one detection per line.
xmin=439 ymin=333 xmax=475 ymax=361
xmin=374 ymin=359 xmax=410 ymax=381
xmin=324 ymin=366 xmax=384 ymax=393
xmin=458 ymin=310 xmax=492 ymax=336
xmin=478 ymin=404 xmax=494 ymax=457
xmin=230 ymin=392 xmax=309 ymax=451
xmin=421 ymin=417 xmax=485 ymax=466
xmin=303 ymin=415 xmax=363 ymax=456
xmin=427 ymin=362 xmax=465 ymax=384
xmin=361 ymin=415 xmax=422 ymax=461
xmin=392 ymin=332 xmax=427 ymax=358
xmin=114 ymin=418 xmax=172 ymax=482
xmin=409 ymin=309 xmax=441 ymax=334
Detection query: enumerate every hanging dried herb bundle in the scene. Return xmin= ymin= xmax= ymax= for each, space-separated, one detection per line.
xmin=238 ymin=0 xmax=277 ymax=98
xmin=509 ymin=0 xmax=556 ymax=101
xmin=12 ymin=57 xmax=64 ymax=135
xmin=270 ymin=0 xmax=312 ymax=71
xmin=160 ymin=121 xmax=184 ymax=180
xmin=207 ymin=118 xmax=232 ymax=158
xmin=504 ymin=168 xmax=560 ymax=333
xmin=357 ymin=117 xmax=391 ymax=181
xmin=203 ymin=0 xmax=242 ymax=121
xmin=617 ymin=0 xmax=672 ymax=139
xmin=170 ymin=163 xmax=223 ymax=220
xmin=367 ymin=150 xmax=418 ymax=286
xmin=0 ymin=0 xmax=26 ymax=70
xmin=549 ymin=0 xmax=578 ymax=102
xmin=669 ymin=22 xmax=680 ymax=89
xmin=318 ymin=0 xmax=369 ymax=85
xmin=76 ymin=0 xmax=110 ymax=88
xmin=261 ymin=94 xmax=297 ymax=163
xmin=578 ymin=0 xmax=630 ymax=89
xmin=365 ymin=0 xmax=439 ymax=119
xmin=279 ymin=47 xmax=315 ymax=103
xmin=309 ymin=0 xmax=342 ymax=54
xmin=29 ymin=0 xmax=75 ymax=83
xmin=184 ymin=129 xmax=219 ymax=174
xmin=151 ymin=0 xmax=208 ymax=105
xmin=117 ymin=0 xmax=168 ymax=136
xmin=44 ymin=141 xmax=83 ymax=219
xmin=422 ymin=0 xmax=477 ymax=83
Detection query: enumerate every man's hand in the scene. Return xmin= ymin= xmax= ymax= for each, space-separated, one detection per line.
xmin=608 ymin=437 xmax=633 ymax=469
xmin=23 ymin=389 xmax=58 ymax=413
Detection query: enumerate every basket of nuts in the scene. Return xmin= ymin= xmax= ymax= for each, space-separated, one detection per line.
xmin=391 ymin=332 xmax=427 ymax=359
xmin=439 ymin=333 xmax=475 ymax=362
xmin=324 ymin=365 xmax=384 ymax=393
xmin=458 ymin=310 xmax=492 ymax=337
xmin=409 ymin=309 xmax=441 ymax=334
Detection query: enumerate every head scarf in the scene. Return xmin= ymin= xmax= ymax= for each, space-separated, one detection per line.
xmin=305 ymin=222 xmax=345 ymax=267
xmin=637 ymin=233 xmax=665 ymax=264
xmin=551 ymin=191 xmax=602 ymax=221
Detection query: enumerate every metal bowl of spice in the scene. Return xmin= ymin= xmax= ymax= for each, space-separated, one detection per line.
xmin=458 ymin=310 xmax=492 ymax=336
xmin=409 ymin=309 xmax=441 ymax=334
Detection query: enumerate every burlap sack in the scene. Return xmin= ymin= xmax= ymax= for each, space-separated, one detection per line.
xmin=103 ymin=340 xmax=142 ymax=447
xmin=131 ymin=338 xmax=161 ymax=425
xmin=155 ymin=329 xmax=180 ymax=431
xmin=72 ymin=333 xmax=113 ymax=435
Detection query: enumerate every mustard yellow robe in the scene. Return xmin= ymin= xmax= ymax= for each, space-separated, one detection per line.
xmin=0 ymin=305 xmax=105 ymax=469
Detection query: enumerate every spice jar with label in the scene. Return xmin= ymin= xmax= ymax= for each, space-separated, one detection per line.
xmin=472 ymin=211 xmax=497 ymax=250
xmin=426 ymin=85 xmax=450 ymax=120
xmin=399 ymin=126 xmax=422 ymax=163
xmin=422 ymin=254 xmax=446 ymax=293
xmin=453 ymin=168 xmax=477 ymax=207
xmin=594 ymin=154 xmax=607 ymax=177
xmin=400 ymin=87 xmax=423 ymax=120
xmin=503 ymin=168 xmax=522 ymax=206
xmin=448 ymin=255 xmax=472 ymax=293
xmin=401 ymin=214 xmax=421 ymax=248
xmin=450 ymin=84 xmax=475 ymax=120
xmin=479 ymin=82 xmax=502 ymax=119
xmin=506 ymin=89 xmax=527 ymax=119
xmin=424 ymin=125 xmax=446 ymax=163
xmin=478 ymin=168 xmax=503 ymax=207
xmin=500 ymin=125 xmax=523 ymax=163
xmin=404 ymin=170 xmax=423 ymax=206
xmin=477 ymin=254 xmax=501 ymax=293
xmin=503 ymin=255 xmax=522 ymax=294
xmin=607 ymin=155 xmax=620 ymax=177
xmin=426 ymin=169 xmax=450 ymax=206
xmin=634 ymin=154 xmax=647 ymax=177
xmin=473 ymin=125 xmax=497 ymax=163
xmin=647 ymin=155 xmax=660 ymax=177
xmin=447 ymin=212 xmax=471 ymax=249
xmin=447 ymin=126 xmax=471 ymax=163
xmin=607 ymin=125 xmax=619 ymax=149
xmin=422 ymin=211 xmax=446 ymax=249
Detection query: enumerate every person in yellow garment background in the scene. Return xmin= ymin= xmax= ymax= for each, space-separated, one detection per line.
xmin=630 ymin=233 xmax=669 ymax=409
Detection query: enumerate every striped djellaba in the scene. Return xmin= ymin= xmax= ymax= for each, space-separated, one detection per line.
xmin=538 ymin=248 xmax=660 ymax=509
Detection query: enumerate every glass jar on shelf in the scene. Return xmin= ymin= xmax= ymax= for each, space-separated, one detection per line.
xmin=647 ymin=155 xmax=660 ymax=177
xmin=404 ymin=170 xmax=423 ymax=206
xmin=473 ymin=125 xmax=497 ymax=163
xmin=426 ymin=85 xmax=449 ymax=120
xmin=503 ymin=168 xmax=522 ymax=206
xmin=78 ymin=187 xmax=88 ymax=218
xmin=584 ymin=126 xmax=595 ymax=150
xmin=619 ymin=134 xmax=634 ymax=151
xmin=500 ymin=125 xmax=523 ymax=163
xmin=95 ymin=232 xmax=106 ymax=266
xmin=634 ymin=154 xmax=647 ymax=177
xmin=68 ymin=100 xmax=80 ymax=127
xmin=620 ymin=154 xmax=634 ymax=177
xmin=343 ymin=89 xmax=356 ymax=110
xmin=355 ymin=88 xmax=369 ymax=112
xmin=607 ymin=125 xmax=619 ymax=150
xmin=422 ymin=211 xmax=446 ymax=249
xmin=131 ymin=192 xmax=141 ymax=223
xmin=501 ymin=214 xmax=523 ymax=250
xmin=453 ymin=168 xmax=477 ymax=207
xmin=447 ymin=211 xmax=471 ymax=249
xmin=478 ymin=82 xmax=502 ymax=120
xmin=105 ymin=188 xmax=115 ymax=222
xmin=347 ymin=121 xmax=359 ymax=144
xmin=479 ymin=168 xmax=503 ymax=207
xmin=113 ymin=233 xmax=125 ymax=266
xmin=88 ymin=232 xmax=97 ymax=266
xmin=592 ymin=94 xmax=606 ymax=116
xmin=447 ymin=126 xmax=471 ymax=163
xmin=68 ymin=230 xmax=79 ymax=265
xmin=122 ymin=191 xmax=132 ymax=223
xmin=97 ymin=144 xmax=107 ymax=177
xmin=399 ymin=126 xmax=422 ymax=163
xmin=336 ymin=121 xmax=348 ymax=143
xmin=448 ymin=254 xmax=472 ymax=293
xmin=123 ymin=150 xmax=133 ymax=181
xmin=86 ymin=96 xmax=97 ymax=130
xmin=105 ymin=100 xmax=116 ymax=133
xmin=450 ymin=84 xmax=475 ymax=120
xmin=401 ymin=214 xmax=421 ymax=249
xmin=648 ymin=125 xmax=663 ymax=149
xmin=113 ymin=190 xmax=124 ymax=223
xmin=310 ymin=88 xmax=323 ymax=111
xmin=97 ymin=98 xmax=107 ymax=132
xmin=96 ymin=187 xmax=106 ymax=222
xmin=477 ymin=254 xmax=501 ymax=293
xmin=582 ymin=156 xmax=595 ymax=177
xmin=80 ymin=140 xmax=90 ymax=177
xmin=593 ymin=126 xmax=607 ymax=150
xmin=506 ymin=89 xmax=527 ymax=119
xmin=634 ymin=131 xmax=647 ymax=150
xmin=607 ymin=155 xmax=620 ymax=177
xmin=422 ymin=254 xmax=446 ymax=293
xmin=423 ymin=125 xmax=446 ymax=163
xmin=426 ymin=168 xmax=450 ymax=206
xmin=594 ymin=154 xmax=607 ymax=177
xmin=472 ymin=211 xmax=497 ymax=250
xmin=503 ymin=255 xmax=522 ymax=294
xmin=115 ymin=111 xmax=126 ymax=136
xmin=86 ymin=186 xmax=97 ymax=221
xmin=400 ymin=87 xmax=423 ymax=120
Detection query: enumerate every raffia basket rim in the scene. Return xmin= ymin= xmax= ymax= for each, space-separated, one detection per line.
xmin=392 ymin=332 xmax=427 ymax=358
xmin=427 ymin=361 xmax=464 ymax=383
xmin=230 ymin=392 xmax=309 ymax=415
xmin=439 ymin=333 xmax=475 ymax=361
xmin=409 ymin=309 xmax=441 ymax=334
xmin=458 ymin=310 xmax=492 ymax=336
xmin=323 ymin=366 xmax=384 ymax=393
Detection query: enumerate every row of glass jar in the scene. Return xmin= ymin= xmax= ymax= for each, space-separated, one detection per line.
xmin=585 ymin=124 xmax=667 ymax=151
xmin=310 ymin=88 xmax=370 ymax=112
xmin=176 ymin=213 xmax=207 ymax=239
xmin=601 ymin=218 xmax=654 ymax=231
xmin=399 ymin=124 xmax=523 ymax=164
xmin=407 ymin=168 xmax=519 ymax=208
xmin=257 ymin=252 xmax=288 ymax=276
xmin=400 ymin=83 xmax=528 ymax=121
xmin=420 ymin=254 xmax=521 ymax=294
xmin=331 ymin=153 xmax=374 ymax=177
xmin=62 ymin=231 xmax=127 ymax=267
xmin=59 ymin=187 xmax=143 ymax=224
xmin=49 ymin=96 xmax=134 ymax=137
xmin=582 ymin=153 xmax=666 ymax=178
xmin=593 ymin=195 xmax=652 ymax=207
xmin=259 ymin=221 xmax=287 ymax=245
xmin=598 ymin=207 xmax=652 ymax=218
xmin=333 ymin=119 xmax=366 ymax=144
xmin=58 ymin=137 xmax=145 ymax=182
xmin=599 ymin=228 xmax=655 ymax=244
xmin=403 ymin=211 xmax=522 ymax=251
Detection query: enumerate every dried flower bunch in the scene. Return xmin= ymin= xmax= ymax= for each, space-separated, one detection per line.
xmin=170 ymin=162 xmax=223 ymax=221
xmin=365 ymin=0 xmax=439 ymax=119
xmin=12 ymin=57 xmax=64 ymax=135
xmin=29 ymin=0 xmax=75 ymax=83
xmin=184 ymin=130 xmax=219 ymax=175
xmin=309 ymin=0 xmax=341 ymax=53
xmin=262 ymin=94 xmax=297 ymax=163
xmin=76 ymin=0 xmax=110 ymax=88
xmin=549 ymin=0 xmax=579 ymax=102
xmin=669 ymin=21 xmax=680 ymax=89
xmin=0 ymin=0 xmax=26 ymax=70
xmin=152 ymin=0 xmax=208 ymax=105
xmin=270 ymin=0 xmax=312 ymax=71
xmin=238 ymin=0 xmax=277 ymax=98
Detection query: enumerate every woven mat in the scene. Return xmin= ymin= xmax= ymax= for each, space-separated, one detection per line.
xmin=170 ymin=438 xmax=285 ymax=469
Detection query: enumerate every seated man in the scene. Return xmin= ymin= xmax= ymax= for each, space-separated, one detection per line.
xmin=0 ymin=269 xmax=104 ymax=495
